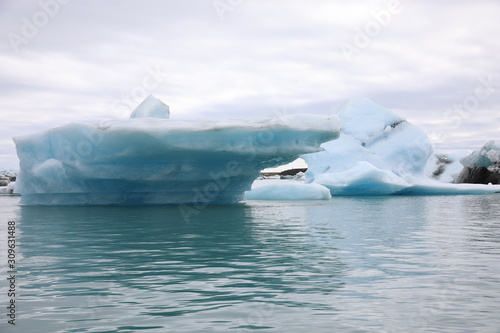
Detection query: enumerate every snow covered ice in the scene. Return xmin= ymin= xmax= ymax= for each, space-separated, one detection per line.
xmin=13 ymin=97 xmax=339 ymax=206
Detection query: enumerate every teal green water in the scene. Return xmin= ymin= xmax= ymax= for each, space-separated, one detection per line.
xmin=1 ymin=195 xmax=500 ymax=332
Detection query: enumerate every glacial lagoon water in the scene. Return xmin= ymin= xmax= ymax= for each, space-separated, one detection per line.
xmin=1 ymin=195 xmax=500 ymax=333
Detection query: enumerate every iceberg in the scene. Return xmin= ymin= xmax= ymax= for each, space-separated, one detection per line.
xmin=460 ymin=140 xmax=500 ymax=168
xmin=302 ymin=99 xmax=500 ymax=196
xmin=454 ymin=141 xmax=500 ymax=184
xmin=0 ymin=170 xmax=17 ymax=195
xmin=0 ymin=182 xmax=16 ymax=195
xmin=302 ymin=98 xmax=433 ymax=195
xmin=13 ymin=97 xmax=340 ymax=206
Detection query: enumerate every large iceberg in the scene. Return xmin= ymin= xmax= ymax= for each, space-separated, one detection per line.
xmin=300 ymin=99 xmax=500 ymax=196
xmin=302 ymin=99 xmax=433 ymax=195
xmin=13 ymin=97 xmax=339 ymax=205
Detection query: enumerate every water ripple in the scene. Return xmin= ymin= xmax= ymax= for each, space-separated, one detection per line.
xmin=1 ymin=195 xmax=499 ymax=332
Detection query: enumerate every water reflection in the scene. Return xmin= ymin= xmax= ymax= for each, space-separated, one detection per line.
xmin=16 ymin=203 xmax=347 ymax=332
xmin=5 ymin=194 xmax=500 ymax=333
xmin=462 ymin=195 xmax=500 ymax=254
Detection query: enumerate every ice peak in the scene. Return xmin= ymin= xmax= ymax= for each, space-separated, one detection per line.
xmin=130 ymin=95 xmax=170 ymax=119
xmin=331 ymin=98 xmax=404 ymax=139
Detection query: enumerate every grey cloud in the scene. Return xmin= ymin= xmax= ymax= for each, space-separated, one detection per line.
xmin=0 ymin=0 xmax=499 ymax=169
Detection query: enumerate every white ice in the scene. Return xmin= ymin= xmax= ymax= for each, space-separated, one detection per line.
xmin=302 ymin=99 xmax=432 ymax=195
xmin=13 ymin=97 xmax=339 ymax=205
xmin=300 ymin=99 xmax=500 ymax=196
xmin=0 ymin=182 xmax=16 ymax=195
xmin=244 ymin=179 xmax=331 ymax=200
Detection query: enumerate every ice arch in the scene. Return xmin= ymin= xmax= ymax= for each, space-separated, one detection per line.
xmin=13 ymin=97 xmax=340 ymax=205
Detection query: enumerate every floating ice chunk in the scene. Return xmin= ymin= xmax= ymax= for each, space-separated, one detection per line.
xmin=13 ymin=98 xmax=339 ymax=206
xmin=244 ymin=179 xmax=331 ymax=200
xmin=301 ymin=99 xmax=500 ymax=195
xmin=130 ymin=95 xmax=170 ymax=119
xmin=0 ymin=182 xmax=16 ymax=195
xmin=398 ymin=178 xmax=500 ymax=195
xmin=302 ymin=98 xmax=433 ymax=195
xmin=455 ymin=141 xmax=500 ymax=184
xmin=460 ymin=140 xmax=500 ymax=168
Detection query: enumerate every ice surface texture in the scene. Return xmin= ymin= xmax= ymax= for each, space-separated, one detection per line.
xmin=13 ymin=99 xmax=339 ymax=206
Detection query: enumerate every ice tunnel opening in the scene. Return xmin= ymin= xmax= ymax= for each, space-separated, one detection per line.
xmin=259 ymin=158 xmax=309 ymax=178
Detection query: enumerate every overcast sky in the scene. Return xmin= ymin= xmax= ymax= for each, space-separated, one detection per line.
xmin=1 ymin=0 xmax=499 ymax=170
